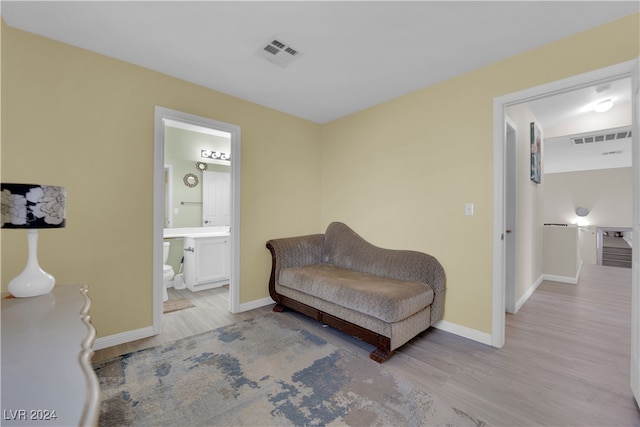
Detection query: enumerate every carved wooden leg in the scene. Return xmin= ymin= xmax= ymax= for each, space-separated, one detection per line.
xmin=369 ymin=348 xmax=394 ymax=363
xmin=273 ymin=304 xmax=285 ymax=313
xmin=369 ymin=336 xmax=393 ymax=363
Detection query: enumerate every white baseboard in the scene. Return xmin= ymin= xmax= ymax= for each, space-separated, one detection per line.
xmin=93 ymin=326 xmax=155 ymax=351
xmin=432 ymin=320 xmax=493 ymax=346
xmin=513 ymin=275 xmax=544 ymax=313
xmin=542 ymin=260 xmax=582 ymax=285
xmin=238 ymin=296 xmax=274 ymax=312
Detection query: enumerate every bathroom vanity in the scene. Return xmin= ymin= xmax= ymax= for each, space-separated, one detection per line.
xmin=164 ymin=227 xmax=231 ymax=292
xmin=183 ymin=234 xmax=230 ymax=291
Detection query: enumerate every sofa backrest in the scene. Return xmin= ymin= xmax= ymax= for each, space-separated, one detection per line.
xmin=323 ymin=222 xmax=433 ymax=282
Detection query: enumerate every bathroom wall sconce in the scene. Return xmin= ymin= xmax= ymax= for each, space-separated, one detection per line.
xmin=201 ymin=150 xmax=230 ymax=161
xmin=1 ymin=183 xmax=66 ymax=297
xmin=575 ymin=206 xmax=590 ymax=217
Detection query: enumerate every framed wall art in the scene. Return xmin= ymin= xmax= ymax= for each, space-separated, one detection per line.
xmin=530 ymin=122 xmax=541 ymax=184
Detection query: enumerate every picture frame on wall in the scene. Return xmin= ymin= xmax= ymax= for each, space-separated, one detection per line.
xmin=530 ymin=122 xmax=541 ymax=184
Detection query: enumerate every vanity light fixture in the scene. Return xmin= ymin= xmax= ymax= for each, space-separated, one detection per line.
xmin=594 ymin=99 xmax=613 ymax=113
xmin=201 ymin=150 xmax=230 ymax=161
xmin=1 ymin=183 xmax=66 ymax=297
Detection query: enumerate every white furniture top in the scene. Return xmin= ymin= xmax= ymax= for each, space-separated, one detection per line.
xmin=1 ymin=284 xmax=100 ymax=426
xmin=163 ymin=226 xmax=230 ymax=239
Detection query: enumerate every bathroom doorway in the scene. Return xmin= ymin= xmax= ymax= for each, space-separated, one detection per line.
xmin=153 ymin=107 xmax=241 ymax=335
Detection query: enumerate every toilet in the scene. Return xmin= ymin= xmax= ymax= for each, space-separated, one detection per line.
xmin=163 ymin=242 xmax=175 ymax=302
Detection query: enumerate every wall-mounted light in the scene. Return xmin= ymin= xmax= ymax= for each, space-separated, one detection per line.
xmin=575 ymin=206 xmax=589 ymax=217
xmin=574 ymin=206 xmax=590 ymax=226
xmin=201 ymin=150 xmax=230 ymax=161
xmin=594 ymin=99 xmax=613 ymax=113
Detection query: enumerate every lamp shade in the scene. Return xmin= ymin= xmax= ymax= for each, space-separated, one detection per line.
xmin=1 ymin=183 xmax=66 ymax=229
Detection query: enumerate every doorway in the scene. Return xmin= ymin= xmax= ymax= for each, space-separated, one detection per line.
xmin=494 ymin=60 xmax=639 ymax=408
xmin=153 ymin=107 xmax=242 ymax=335
xmin=492 ymin=59 xmax=638 ymax=349
xmin=597 ymin=227 xmax=633 ymax=268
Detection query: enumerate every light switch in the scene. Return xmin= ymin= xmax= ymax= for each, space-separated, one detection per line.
xmin=465 ymin=203 xmax=474 ymax=216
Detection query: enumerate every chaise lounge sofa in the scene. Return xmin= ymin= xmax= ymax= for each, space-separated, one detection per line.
xmin=266 ymin=222 xmax=446 ymax=362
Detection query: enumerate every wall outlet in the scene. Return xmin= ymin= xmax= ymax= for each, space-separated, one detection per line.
xmin=465 ymin=203 xmax=474 ymax=216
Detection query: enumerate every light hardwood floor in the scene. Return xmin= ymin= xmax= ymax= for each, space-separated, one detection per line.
xmin=92 ymin=286 xmax=273 ymax=362
xmin=93 ymin=265 xmax=640 ymax=426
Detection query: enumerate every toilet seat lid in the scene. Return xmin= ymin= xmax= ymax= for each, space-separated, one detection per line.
xmin=163 ymin=265 xmax=174 ymax=273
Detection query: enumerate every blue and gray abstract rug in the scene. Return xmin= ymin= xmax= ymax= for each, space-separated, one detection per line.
xmin=93 ymin=313 xmax=486 ymax=426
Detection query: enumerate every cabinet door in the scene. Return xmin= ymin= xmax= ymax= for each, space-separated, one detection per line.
xmin=195 ymin=237 xmax=229 ymax=284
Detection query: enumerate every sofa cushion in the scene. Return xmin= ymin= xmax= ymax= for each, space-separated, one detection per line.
xmin=278 ymin=263 xmax=433 ymax=323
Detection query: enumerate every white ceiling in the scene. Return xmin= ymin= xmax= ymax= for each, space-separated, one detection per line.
xmin=528 ymin=77 xmax=633 ymax=174
xmin=2 ymin=1 xmax=638 ymax=124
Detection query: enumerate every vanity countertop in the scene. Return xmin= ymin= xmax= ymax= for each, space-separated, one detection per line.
xmin=164 ymin=227 xmax=230 ymax=239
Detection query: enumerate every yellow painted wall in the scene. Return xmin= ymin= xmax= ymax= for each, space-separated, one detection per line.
xmin=320 ymin=13 xmax=639 ymax=333
xmin=1 ymin=23 xmax=322 ymax=338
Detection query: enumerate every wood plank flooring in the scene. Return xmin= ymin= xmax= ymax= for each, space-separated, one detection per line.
xmin=92 ymin=286 xmax=273 ymax=362
xmin=93 ymin=265 xmax=639 ymax=426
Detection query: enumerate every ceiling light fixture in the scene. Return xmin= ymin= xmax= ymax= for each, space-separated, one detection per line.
xmin=594 ymin=99 xmax=613 ymax=113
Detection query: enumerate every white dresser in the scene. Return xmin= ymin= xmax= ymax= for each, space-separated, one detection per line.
xmin=1 ymin=285 xmax=100 ymax=426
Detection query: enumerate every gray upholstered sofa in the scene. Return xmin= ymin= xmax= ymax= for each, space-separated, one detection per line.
xmin=267 ymin=222 xmax=445 ymax=362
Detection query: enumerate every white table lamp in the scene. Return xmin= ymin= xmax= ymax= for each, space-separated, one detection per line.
xmin=1 ymin=183 xmax=66 ymax=298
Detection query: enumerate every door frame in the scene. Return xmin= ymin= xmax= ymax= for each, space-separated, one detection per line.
xmin=630 ymin=56 xmax=639 ymax=405
xmin=153 ymin=107 xmax=242 ymax=335
xmin=492 ymin=59 xmax=638 ymax=348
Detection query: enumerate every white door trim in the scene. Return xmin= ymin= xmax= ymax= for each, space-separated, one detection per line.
xmin=492 ymin=59 xmax=637 ymax=348
xmin=153 ymin=107 xmax=242 ymax=335
xmin=630 ymin=57 xmax=640 ymax=406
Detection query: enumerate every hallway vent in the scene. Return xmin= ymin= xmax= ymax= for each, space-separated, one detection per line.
xmin=571 ymin=127 xmax=632 ymax=145
xmin=257 ymin=37 xmax=303 ymax=68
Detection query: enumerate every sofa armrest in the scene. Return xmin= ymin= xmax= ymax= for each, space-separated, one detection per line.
xmin=266 ymin=234 xmax=325 ymax=303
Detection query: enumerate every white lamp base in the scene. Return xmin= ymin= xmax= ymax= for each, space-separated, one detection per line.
xmin=8 ymin=229 xmax=56 ymax=298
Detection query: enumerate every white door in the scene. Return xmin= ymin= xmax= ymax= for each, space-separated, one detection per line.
xmin=164 ymin=165 xmax=173 ymax=228
xmin=631 ymin=57 xmax=640 ymax=407
xmin=505 ymin=118 xmax=517 ymax=313
xmin=202 ymin=171 xmax=230 ymax=227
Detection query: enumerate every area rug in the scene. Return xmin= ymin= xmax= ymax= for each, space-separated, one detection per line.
xmin=93 ymin=313 xmax=486 ymax=426
xmin=163 ymin=297 xmax=195 ymax=314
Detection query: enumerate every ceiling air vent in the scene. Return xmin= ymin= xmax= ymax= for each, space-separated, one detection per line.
xmin=571 ymin=127 xmax=632 ymax=145
xmin=257 ymin=38 xmax=303 ymax=68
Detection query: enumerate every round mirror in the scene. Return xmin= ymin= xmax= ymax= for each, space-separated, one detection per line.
xmin=183 ymin=173 xmax=199 ymax=188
